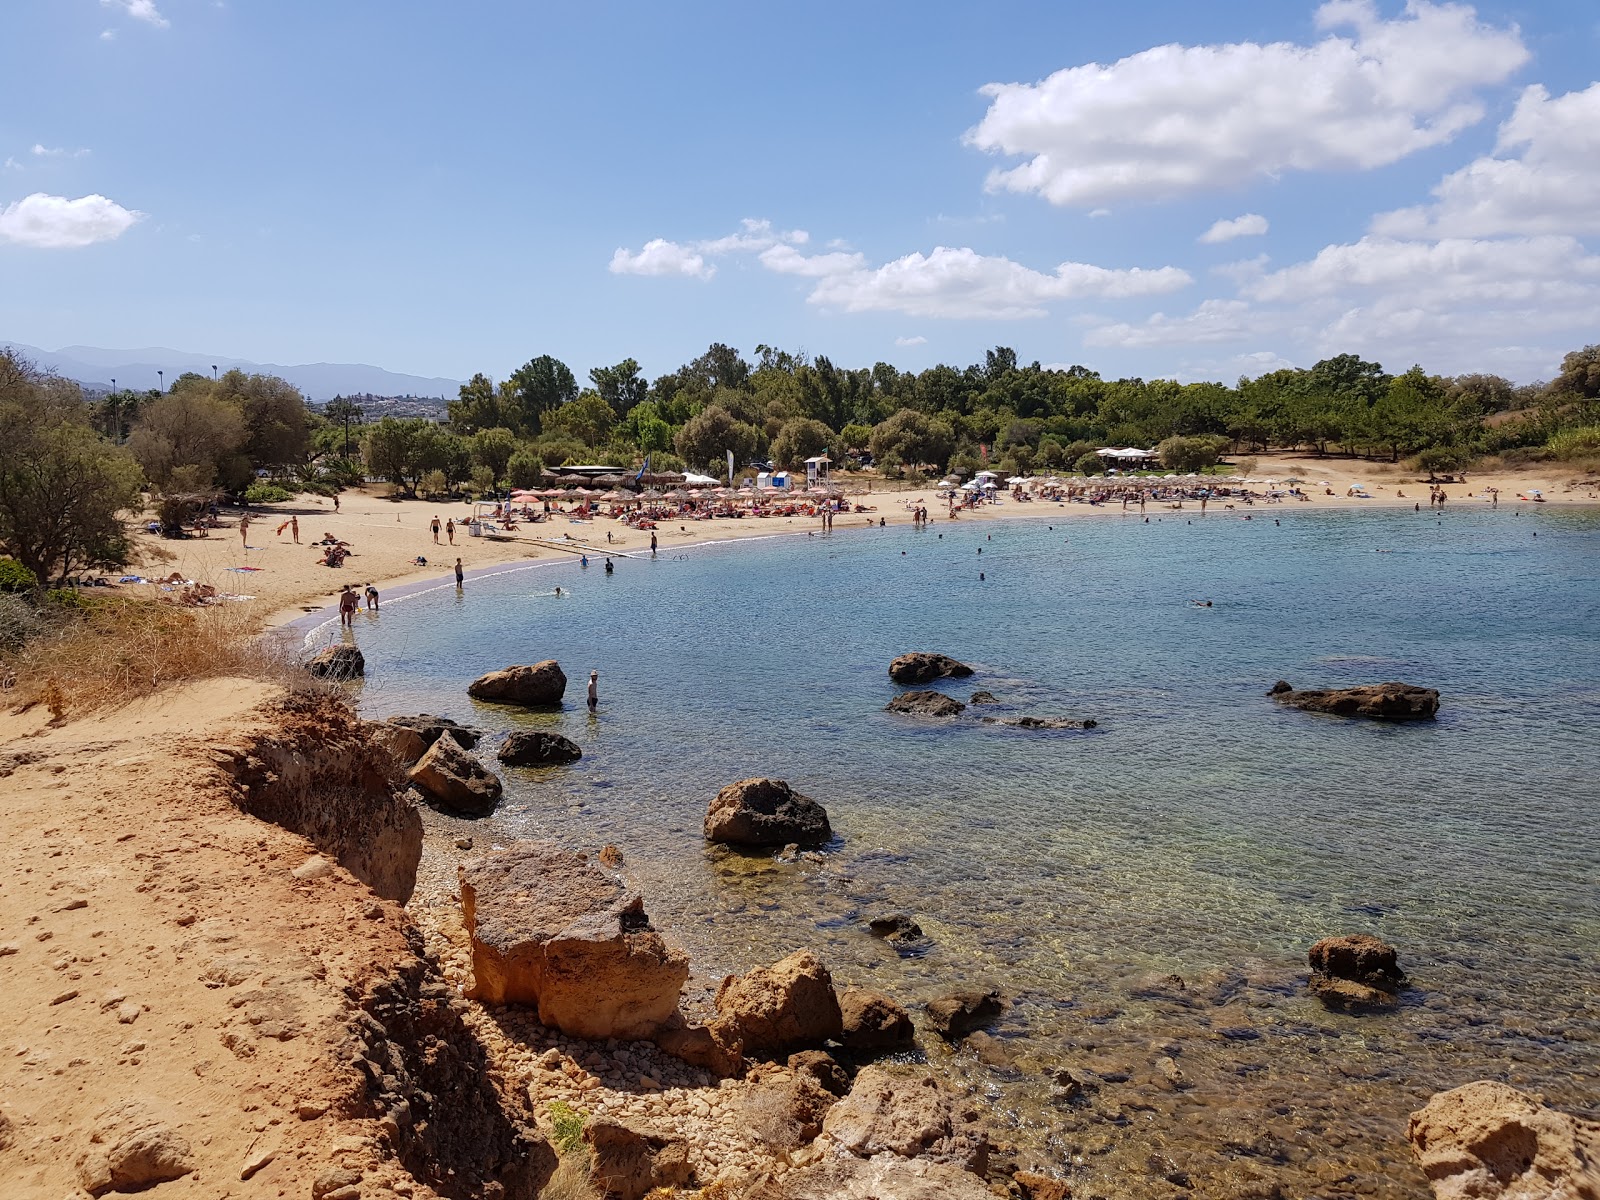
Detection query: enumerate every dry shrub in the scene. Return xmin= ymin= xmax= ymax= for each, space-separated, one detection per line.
xmin=539 ymin=1154 xmax=601 ymax=1200
xmin=3 ymin=595 xmax=311 ymax=717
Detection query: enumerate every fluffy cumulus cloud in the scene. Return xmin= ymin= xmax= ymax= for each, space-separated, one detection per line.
xmin=807 ymin=247 xmax=1191 ymax=319
xmin=608 ymin=238 xmax=713 ymax=280
xmin=0 ymin=192 xmax=143 ymax=249
xmin=965 ymin=0 xmax=1528 ymax=207
xmin=1199 ymin=213 xmax=1269 ymax=244
xmin=1373 ymin=83 xmax=1600 ymax=238
xmin=102 ymin=0 xmax=169 ymax=27
xmin=895 ymin=335 xmax=928 ymax=347
xmin=757 ymin=243 xmax=866 ymax=277
xmin=610 ymin=218 xmax=809 ymax=280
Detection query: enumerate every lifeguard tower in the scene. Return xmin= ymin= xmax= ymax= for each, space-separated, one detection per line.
xmin=804 ymin=454 xmax=832 ymax=490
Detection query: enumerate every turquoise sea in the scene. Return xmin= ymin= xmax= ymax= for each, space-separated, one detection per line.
xmin=325 ymin=503 xmax=1600 ymax=1198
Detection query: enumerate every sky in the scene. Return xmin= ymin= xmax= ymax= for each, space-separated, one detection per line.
xmin=2 ymin=0 xmax=1598 ymax=387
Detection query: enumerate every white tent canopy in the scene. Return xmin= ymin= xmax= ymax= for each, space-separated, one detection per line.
xmin=1096 ymin=447 xmax=1157 ymax=460
xmin=682 ymin=472 xmax=721 ymax=486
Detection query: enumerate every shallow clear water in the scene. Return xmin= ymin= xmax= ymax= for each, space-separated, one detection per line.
xmin=327 ymin=504 xmax=1600 ymax=1198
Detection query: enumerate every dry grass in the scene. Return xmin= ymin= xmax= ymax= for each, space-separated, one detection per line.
xmin=3 ymin=595 xmax=312 ymax=718
xmin=538 ymin=1154 xmax=602 ymax=1200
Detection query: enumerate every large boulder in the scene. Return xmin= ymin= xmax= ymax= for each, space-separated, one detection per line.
xmin=885 ymin=692 xmax=965 ymax=718
xmin=468 ymin=661 xmax=567 ymax=706
xmin=407 ymin=736 xmax=503 ymax=816
xmin=704 ymin=778 xmax=831 ymax=847
xmin=840 ymin=989 xmax=915 ymax=1055
xmin=385 ymin=713 xmax=481 ymax=749
xmin=714 ymin=950 xmax=844 ymax=1056
xmin=306 ymin=644 xmax=364 ymax=680
xmin=459 ymin=842 xmax=688 ymax=1039
xmin=582 ymin=1118 xmax=694 ymax=1200
xmin=820 ymin=1066 xmax=990 ymax=1174
xmin=1308 ymin=934 xmax=1406 ymax=1010
xmin=1269 ymin=680 xmax=1439 ymax=720
xmin=925 ymin=990 xmax=1005 ymax=1041
xmin=498 ymin=731 xmax=582 ymax=767
xmin=889 ymin=653 xmax=974 ymax=685
xmin=1408 ymin=1081 xmax=1600 ymax=1200
xmin=367 ymin=721 xmax=429 ymax=766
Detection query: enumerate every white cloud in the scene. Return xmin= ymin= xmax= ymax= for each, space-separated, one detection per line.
xmin=965 ymin=0 xmax=1528 ymax=208
xmin=102 ymin=0 xmax=169 ymax=28
xmin=100 ymin=28 xmax=116 ymax=40
xmin=1086 ymin=299 xmax=1272 ymax=348
xmin=807 ymin=246 xmax=1191 ymax=319
xmin=757 ymin=244 xmax=866 ymax=277
xmin=608 ymin=239 xmax=713 ymax=280
xmin=31 ymin=145 xmax=90 ymax=159
xmin=697 ymin=217 xmax=806 ymax=255
xmin=0 ymin=192 xmax=144 ymax=249
xmin=1199 ymin=213 xmax=1269 ymax=244
xmin=2 ymin=158 xmax=21 ymax=173
xmin=1373 ymin=82 xmax=1600 ymax=238
xmin=895 ymin=335 xmax=928 ymax=347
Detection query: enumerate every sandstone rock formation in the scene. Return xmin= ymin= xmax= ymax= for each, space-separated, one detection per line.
xmin=714 ymin=950 xmax=844 ymax=1057
xmin=889 ymin=653 xmax=974 ymax=685
xmin=583 ymin=1118 xmax=695 ymax=1200
xmin=969 ymin=690 xmax=999 ymax=704
xmin=748 ymin=1151 xmax=996 ymax=1200
xmin=840 ymin=989 xmax=915 ymax=1054
xmin=367 ymin=721 xmax=428 ymax=767
xmin=788 ymin=1049 xmax=851 ymax=1096
xmin=885 ymin=692 xmax=965 ymax=718
xmin=980 ymin=715 xmax=1098 ymax=730
xmin=407 ymin=736 xmax=503 ymax=816
xmin=467 ymin=661 xmax=567 ymax=706
xmin=740 ymin=1067 xmax=840 ymax=1151
xmin=497 ymin=730 xmax=582 ymax=767
xmin=704 ymin=778 xmax=831 ymax=847
xmin=820 ymin=1066 xmax=990 ymax=1173
xmin=76 ymin=1099 xmax=194 ymax=1195
xmin=1308 ymin=933 xmax=1406 ymax=1010
xmin=306 ymin=644 xmax=364 ymax=680
xmin=1269 ymin=679 xmax=1440 ymax=720
xmin=1408 ymin=1080 xmax=1600 ymax=1200
xmin=385 ymin=713 xmax=481 ymax=749
xmin=459 ymin=842 xmax=689 ymax=1039
xmin=925 ymin=990 xmax=1005 ymax=1040
xmin=652 ymin=1013 xmax=745 ymax=1079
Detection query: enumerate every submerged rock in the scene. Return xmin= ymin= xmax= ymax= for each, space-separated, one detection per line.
xmin=868 ymin=914 xmax=924 ymax=942
xmin=925 ymin=990 xmax=1005 ymax=1041
xmin=407 ymin=736 xmax=503 ymax=816
xmin=459 ymin=841 xmax=689 ymax=1039
xmin=979 ymin=715 xmax=1098 ymax=730
xmin=714 ymin=950 xmax=844 ymax=1057
xmin=1308 ymin=933 xmax=1406 ymax=1011
xmin=885 ymin=692 xmax=965 ymax=718
xmin=306 ymin=644 xmax=364 ymax=680
xmin=704 ymin=778 xmax=831 ymax=847
xmin=497 ymin=730 xmax=582 ymax=767
xmin=1409 ymin=1080 xmax=1600 ymax=1200
xmin=889 ymin=653 xmax=974 ymax=685
xmin=969 ymin=690 xmax=999 ymax=705
xmin=467 ymin=660 xmax=567 ymax=706
xmin=1269 ymin=679 xmax=1439 ymax=720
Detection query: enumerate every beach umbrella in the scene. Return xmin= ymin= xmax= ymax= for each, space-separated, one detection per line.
xmin=600 ymin=490 xmax=623 ymax=501
xmin=640 ymin=489 xmax=664 ymax=500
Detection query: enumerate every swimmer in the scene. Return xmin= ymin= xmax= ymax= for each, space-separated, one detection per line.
xmin=554 ymin=586 xmax=562 ymax=596
xmin=979 ymin=572 xmax=985 ymax=580
xmin=580 ymin=555 xmax=589 ymax=567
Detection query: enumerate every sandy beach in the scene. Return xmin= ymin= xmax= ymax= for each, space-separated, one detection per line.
xmin=117 ymin=452 xmax=1598 ymax=629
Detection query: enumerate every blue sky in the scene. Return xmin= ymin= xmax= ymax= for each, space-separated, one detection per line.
xmin=3 ymin=0 xmax=1598 ymax=386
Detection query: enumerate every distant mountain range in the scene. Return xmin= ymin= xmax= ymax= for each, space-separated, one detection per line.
xmin=2 ymin=341 xmax=463 ymax=401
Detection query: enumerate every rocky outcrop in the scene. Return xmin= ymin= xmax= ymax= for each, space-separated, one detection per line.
xmin=885 ymin=692 xmax=965 ymax=718
xmin=704 ymin=778 xmax=832 ymax=847
xmin=306 ymin=644 xmax=364 ymax=680
xmin=788 ymin=1050 xmax=851 ymax=1096
xmin=820 ymin=1066 xmax=990 ymax=1173
xmin=407 ymin=736 xmax=503 ymax=816
xmin=459 ymin=842 xmax=689 ymax=1039
xmin=980 ymin=715 xmax=1098 ymax=730
xmin=1308 ymin=934 xmax=1406 ymax=1010
xmin=367 ymin=721 xmax=428 ymax=767
xmin=715 ymin=950 xmax=844 ymax=1057
xmin=583 ymin=1118 xmax=695 ymax=1200
xmin=889 ymin=653 xmax=974 ymax=685
xmin=925 ymin=990 xmax=1005 ymax=1041
xmin=748 ymin=1151 xmax=995 ymax=1199
xmin=385 ymin=713 xmax=481 ymax=749
xmin=653 ymin=1014 xmax=745 ymax=1079
xmin=1408 ymin=1081 xmax=1600 ymax=1200
xmin=1270 ymin=679 xmax=1440 ymax=720
xmin=497 ymin=730 xmax=582 ymax=767
xmin=840 ymin=989 xmax=915 ymax=1055
xmin=211 ymin=693 xmax=423 ymax=902
xmin=467 ymin=661 xmax=567 ymax=706
xmin=76 ymin=1099 xmax=194 ymax=1195
xmin=969 ymin=691 xmax=998 ymax=705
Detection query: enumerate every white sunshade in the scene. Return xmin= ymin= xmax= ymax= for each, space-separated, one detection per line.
xmin=683 ymin=472 xmax=721 ymax=486
xmin=1006 ymin=476 xmax=1029 ymax=484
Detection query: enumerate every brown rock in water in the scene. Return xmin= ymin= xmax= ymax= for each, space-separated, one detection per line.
xmin=1308 ymin=933 xmax=1406 ymax=1011
xmin=76 ymin=1099 xmax=194 ymax=1195
xmin=467 ymin=660 xmax=567 ymax=706
xmin=597 ymin=844 xmax=624 ymax=868
xmin=305 ymin=644 xmax=364 ymax=680
xmin=714 ymin=950 xmax=843 ymax=1056
xmin=839 ymin=989 xmax=915 ymax=1054
xmin=384 ymin=713 xmax=481 ymax=749
xmin=970 ymin=690 xmax=999 ymax=704
xmin=889 ymin=653 xmax=975 ymax=685
xmin=820 ymin=1065 xmax=990 ymax=1173
xmin=1014 ymin=1170 xmax=1073 ymax=1200
xmin=868 ymin=913 xmax=925 ymax=942
xmin=704 ymin=777 xmax=832 ymax=847
xmin=582 ymin=1118 xmax=694 ymax=1200
xmin=748 ymin=1152 xmax=995 ymax=1200
xmin=1408 ymin=1080 xmax=1600 ymax=1200
xmin=1270 ymin=680 xmax=1439 ymax=720
xmin=459 ymin=841 xmax=688 ymax=1039
xmin=497 ymin=730 xmax=582 ymax=767
xmin=367 ymin=721 xmax=429 ymax=766
xmin=925 ymin=990 xmax=1005 ymax=1040
xmin=885 ymin=691 xmax=966 ymax=718
xmin=408 ymin=736 xmax=503 ymax=816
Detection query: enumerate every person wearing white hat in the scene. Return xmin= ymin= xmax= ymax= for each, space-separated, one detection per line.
xmin=587 ymin=670 xmax=599 ymax=712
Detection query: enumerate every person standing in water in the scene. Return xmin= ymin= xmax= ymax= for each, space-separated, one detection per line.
xmin=587 ymin=670 xmax=599 ymax=712
xmin=364 ymin=583 xmax=379 ymax=611
xmin=650 ymin=531 xmax=658 ymax=555
xmin=454 ymin=557 xmax=464 ymax=587
xmin=338 ymin=584 xmax=358 ymax=628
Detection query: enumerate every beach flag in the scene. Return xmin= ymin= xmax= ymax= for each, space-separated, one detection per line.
xmin=727 ymin=448 xmax=734 ymax=484
xmin=635 ymin=456 xmax=648 ymax=483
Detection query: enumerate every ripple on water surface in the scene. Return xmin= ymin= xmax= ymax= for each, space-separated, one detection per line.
xmin=333 ymin=506 xmax=1600 ymax=1198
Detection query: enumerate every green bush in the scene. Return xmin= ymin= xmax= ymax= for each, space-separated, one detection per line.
xmin=0 ymin=593 xmax=45 ymax=650
xmin=44 ymin=588 xmax=93 ymax=613
xmin=1074 ymin=451 xmax=1103 ymax=476
xmin=547 ymin=1101 xmax=586 ymax=1155
xmin=0 ymin=558 xmax=38 ymax=593
xmin=244 ymin=482 xmax=294 ymax=504
xmin=1546 ymin=426 xmax=1600 ymax=460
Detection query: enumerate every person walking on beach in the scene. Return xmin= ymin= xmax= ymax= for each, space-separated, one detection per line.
xmin=446 ymin=518 xmax=456 ymax=545
xmin=239 ymin=513 xmax=251 ymax=547
xmin=338 ymin=584 xmax=358 ymax=628
xmin=454 ymin=557 xmax=464 ymax=587
xmin=587 ymin=670 xmax=599 ymax=712
xmin=431 ymin=515 xmax=441 ymax=544
xmin=364 ymin=584 xmax=379 ymax=611
xmin=290 ymin=515 xmax=300 ymax=543
xmin=333 ymin=494 xmax=340 ymax=513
